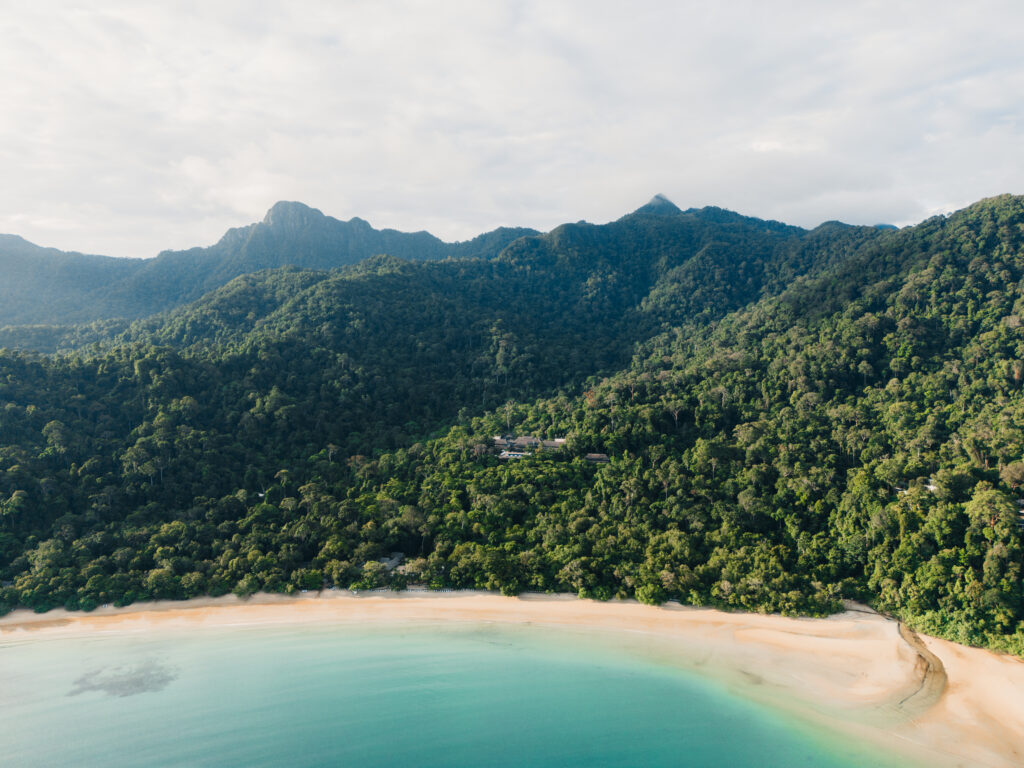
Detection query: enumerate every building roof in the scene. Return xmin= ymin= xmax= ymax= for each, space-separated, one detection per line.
xmin=499 ymin=450 xmax=531 ymax=460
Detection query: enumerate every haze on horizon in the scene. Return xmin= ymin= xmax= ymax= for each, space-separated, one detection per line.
xmin=2 ymin=0 xmax=1023 ymax=259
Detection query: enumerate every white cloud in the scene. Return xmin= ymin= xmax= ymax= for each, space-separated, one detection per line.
xmin=0 ymin=1 xmax=1022 ymax=256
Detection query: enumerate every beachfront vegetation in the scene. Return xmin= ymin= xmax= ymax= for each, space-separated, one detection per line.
xmin=1 ymin=194 xmax=1023 ymax=656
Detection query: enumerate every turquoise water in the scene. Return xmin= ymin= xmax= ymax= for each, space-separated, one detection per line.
xmin=0 ymin=620 xmax=909 ymax=767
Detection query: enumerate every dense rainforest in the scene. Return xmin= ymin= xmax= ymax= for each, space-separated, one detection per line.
xmin=1 ymin=194 xmax=1023 ymax=656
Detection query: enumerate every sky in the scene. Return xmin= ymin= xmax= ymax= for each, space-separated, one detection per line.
xmin=1 ymin=1 xmax=1023 ymax=259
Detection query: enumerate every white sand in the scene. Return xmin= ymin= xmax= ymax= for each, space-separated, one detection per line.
xmin=2 ymin=590 xmax=1022 ymax=767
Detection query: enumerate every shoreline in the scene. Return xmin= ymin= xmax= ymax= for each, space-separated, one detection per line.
xmin=2 ymin=589 xmax=1022 ymax=767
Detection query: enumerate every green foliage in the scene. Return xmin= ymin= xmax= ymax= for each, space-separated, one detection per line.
xmin=2 ymin=195 xmax=1024 ymax=656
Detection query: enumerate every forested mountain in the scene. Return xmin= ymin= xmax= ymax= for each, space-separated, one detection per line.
xmin=2 ymin=194 xmax=1023 ymax=657
xmin=1 ymin=196 xmax=870 ymax=354
xmin=116 ymin=201 xmax=871 ymax=349
xmin=0 ymin=201 xmax=537 ymax=327
xmin=358 ymin=194 xmax=1024 ymax=651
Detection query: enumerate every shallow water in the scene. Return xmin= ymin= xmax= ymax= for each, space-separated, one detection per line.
xmin=0 ymin=620 xmax=912 ymax=767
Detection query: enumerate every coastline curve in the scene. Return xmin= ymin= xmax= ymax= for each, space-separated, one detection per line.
xmin=1 ymin=590 xmax=1021 ymax=768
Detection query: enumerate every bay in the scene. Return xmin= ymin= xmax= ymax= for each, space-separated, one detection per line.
xmin=0 ymin=620 xmax=912 ymax=767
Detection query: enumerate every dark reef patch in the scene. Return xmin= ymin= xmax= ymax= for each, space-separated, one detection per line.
xmin=69 ymin=659 xmax=178 ymax=698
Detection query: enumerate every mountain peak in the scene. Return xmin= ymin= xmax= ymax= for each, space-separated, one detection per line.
xmin=262 ymin=201 xmax=326 ymax=229
xmin=632 ymin=194 xmax=682 ymax=216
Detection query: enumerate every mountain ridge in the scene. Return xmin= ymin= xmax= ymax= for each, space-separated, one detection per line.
xmin=0 ymin=194 xmax=849 ymax=347
xmin=0 ymin=202 xmax=540 ymax=327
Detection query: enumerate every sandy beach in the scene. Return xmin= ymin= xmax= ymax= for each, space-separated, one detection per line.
xmin=2 ymin=590 xmax=1022 ymax=768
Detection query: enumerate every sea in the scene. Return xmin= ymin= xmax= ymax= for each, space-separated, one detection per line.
xmin=0 ymin=619 xmax=916 ymax=767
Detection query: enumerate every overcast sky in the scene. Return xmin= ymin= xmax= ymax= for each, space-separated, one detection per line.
xmin=1 ymin=1 xmax=1022 ymax=259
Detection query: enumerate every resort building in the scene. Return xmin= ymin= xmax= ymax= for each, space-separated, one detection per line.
xmin=494 ymin=435 xmax=565 ymax=459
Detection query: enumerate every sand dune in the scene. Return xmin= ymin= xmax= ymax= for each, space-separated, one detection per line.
xmin=2 ymin=590 xmax=1022 ymax=767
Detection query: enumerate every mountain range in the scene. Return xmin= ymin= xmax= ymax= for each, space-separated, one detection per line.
xmin=0 ymin=195 xmax=881 ymax=352
xmin=0 ymin=201 xmax=538 ymax=327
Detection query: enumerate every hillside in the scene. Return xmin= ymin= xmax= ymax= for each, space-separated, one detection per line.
xmin=1 ymin=194 xmax=1023 ymax=656
xmin=337 ymin=194 xmax=1024 ymax=649
xmin=0 ymin=202 xmax=537 ymax=327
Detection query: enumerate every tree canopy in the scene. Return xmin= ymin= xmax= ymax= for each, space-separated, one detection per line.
xmin=2 ymin=194 xmax=1023 ymax=655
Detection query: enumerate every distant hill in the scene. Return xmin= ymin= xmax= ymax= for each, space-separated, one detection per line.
xmin=0 ymin=235 xmax=141 ymax=326
xmin=0 ymin=202 xmax=538 ymax=326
